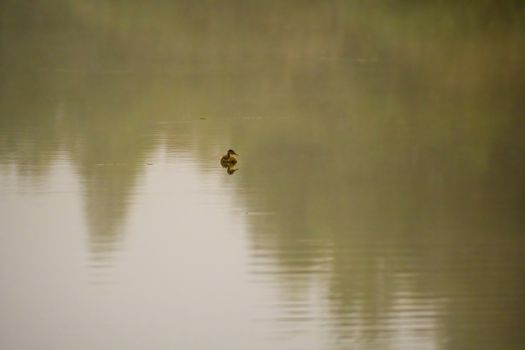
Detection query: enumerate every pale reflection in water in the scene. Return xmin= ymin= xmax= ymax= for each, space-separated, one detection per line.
xmin=1 ymin=2 xmax=525 ymax=350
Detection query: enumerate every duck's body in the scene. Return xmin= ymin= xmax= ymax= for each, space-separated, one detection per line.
xmin=220 ymin=149 xmax=238 ymax=166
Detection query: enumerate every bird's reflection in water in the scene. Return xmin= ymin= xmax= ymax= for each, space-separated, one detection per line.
xmin=223 ymin=164 xmax=238 ymax=175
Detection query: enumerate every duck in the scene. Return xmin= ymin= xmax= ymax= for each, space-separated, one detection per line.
xmin=220 ymin=149 xmax=238 ymax=166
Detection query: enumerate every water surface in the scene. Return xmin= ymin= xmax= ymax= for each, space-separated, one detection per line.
xmin=1 ymin=2 xmax=525 ymax=350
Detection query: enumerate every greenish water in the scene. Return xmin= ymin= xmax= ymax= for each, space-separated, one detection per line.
xmin=1 ymin=2 xmax=524 ymax=349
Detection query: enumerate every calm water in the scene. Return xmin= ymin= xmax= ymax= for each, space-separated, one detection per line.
xmin=1 ymin=2 xmax=525 ymax=350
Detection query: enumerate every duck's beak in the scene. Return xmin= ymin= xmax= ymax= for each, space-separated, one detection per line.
xmin=232 ymin=151 xmax=239 ymax=156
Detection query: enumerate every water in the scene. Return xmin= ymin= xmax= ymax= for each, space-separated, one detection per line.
xmin=1 ymin=2 xmax=525 ymax=349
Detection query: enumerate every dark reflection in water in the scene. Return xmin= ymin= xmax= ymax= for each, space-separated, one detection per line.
xmin=1 ymin=1 xmax=525 ymax=350
xmin=223 ymin=164 xmax=239 ymax=175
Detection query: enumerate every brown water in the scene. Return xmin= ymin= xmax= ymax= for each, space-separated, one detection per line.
xmin=1 ymin=2 xmax=525 ymax=349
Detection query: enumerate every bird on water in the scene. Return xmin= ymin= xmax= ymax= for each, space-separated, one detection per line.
xmin=220 ymin=149 xmax=239 ymax=175
xmin=220 ymin=149 xmax=238 ymax=166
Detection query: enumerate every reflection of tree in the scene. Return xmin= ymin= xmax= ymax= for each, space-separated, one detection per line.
xmin=0 ymin=70 xmax=62 ymax=179
xmin=234 ymin=58 xmax=525 ymax=346
xmin=1 ymin=1 xmax=524 ymax=348
xmin=64 ymin=74 xmax=160 ymax=256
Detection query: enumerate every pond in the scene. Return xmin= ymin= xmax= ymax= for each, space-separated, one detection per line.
xmin=1 ymin=2 xmax=524 ymax=349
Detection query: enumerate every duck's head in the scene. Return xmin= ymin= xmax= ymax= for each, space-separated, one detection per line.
xmin=227 ymin=149 xmax=239 ymax=156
